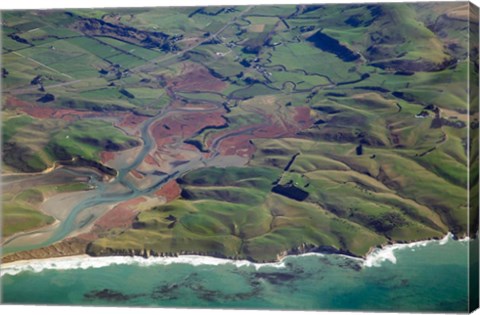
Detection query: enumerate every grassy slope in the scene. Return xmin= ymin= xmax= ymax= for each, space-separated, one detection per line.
xmin=2 ymin=115 xmax=139 ymax=172
xmin=2 ymin=4 xmax=473 ymax=259
xmin=2 ymin=180 xmax=93 ymax=238
xmin=2 ymin=203 xmax=54 ymax=238
xmin=89 ymin=137 xmax=459 ymax=261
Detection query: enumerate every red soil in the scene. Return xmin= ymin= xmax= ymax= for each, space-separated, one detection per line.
xmin=167 ymin=62 xmax=227 ymax=92
xmin=117 ymin=112 xmax=149 ymax=129
xmin=293 ymin=106 xmax=314 ymax=128
xmin=93 ymin=197 xmax=146 ymax=231
xmin=151 ymin=110 xmax=226 ymax=148
xmin=4 ymin=96 xmax=93 ymax=121
xmin=154 ymin=180 xmax=181 ymax=202
xmin=5 ymin=96 xmax=149 ymax=132
xmin=100 ymin=151 xmax=115 ymax=164
xmin=207 ymin=106 xmax=313 ymax=158
xmin=215 ymin=134 xmax=256 ymax=157
xmin=76 ymin=196 xmax=147 ymax=241
xmin=130 ymin=169 xmax=144 ymax=179
xmin=77 ymin=181 xmax=180 ymax=242
xmin=76 ymin=232 xmax=98 ymax=242
xmin=144 ymin=154 xmax=160 ymax=166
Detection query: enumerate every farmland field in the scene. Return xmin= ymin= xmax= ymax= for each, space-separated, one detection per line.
xmin=1 ymin=2 xmax=478 ymax=312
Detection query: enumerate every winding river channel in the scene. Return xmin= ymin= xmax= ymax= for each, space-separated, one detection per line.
xmin=2 ymin=99 xmax=243 ymax=255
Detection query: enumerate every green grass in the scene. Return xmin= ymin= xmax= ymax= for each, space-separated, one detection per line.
xmin=95 ymin=36 xmax=164 ymax=60
xmin=68 ymin=9 xmax=110 ymax=19
xmin=14 ymin=189 xmax=44 ymax=204
xmin=268 ymin=42 xmax=358 ymax=83
xmin=2 ymin=203 xmax=55 ymax=237
xmin=48 ymin=119 xmax=138 ymax=161
xmin=1 ymin=52 xmax=70 ymax=90
xmin=66 ymin=37 xmax=120 ymax=59
xmin=2 ymin=114 xmax=139 ymax=173
xmin=177 ymin=92 xmax=225 ymax=103
xmin=54 ymin=182 xmax=91 ymax=193
xmin=3 ymin=114 xmax=34 ymax=143
xmin=126 ymin=87 xmax=165 ymax=99
xmin=107 ymin=54 xmax=145 ymax=68
xmin=251 ymin=137 xmax=460 ymax=237
xmin=90 ymin=166 xmax=391 ymax=261
xmin=117 ymin=6 xmax=245 ymax=36
xmin=269 ymin=70 xmax=331 ymax=90
xmin=229 ymin=83 xmax=280 ymax=99
xmin=18 ymin=40 xmax=110 ymax=79
xmin=1 ymin=36 xmax=31 ymax=51
xmin=78 ymin=87 xmax=124 ymax=100
xmin=245 ymin=5 xmax=296 ymax=17
xmin=1 ymin=3 xmax=472 ymax=258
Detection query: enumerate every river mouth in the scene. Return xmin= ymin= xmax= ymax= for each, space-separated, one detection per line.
xmin=1 ymin=96 xmax=256 ymax=256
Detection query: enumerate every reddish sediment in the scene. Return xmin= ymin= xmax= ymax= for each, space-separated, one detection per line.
xmin=117 ymin=112 xmax=149 ymax=130
xmin=130 ymin=169 xmax=144 ymax=179
xmin=100 ymin=151 xmax=115 ymax=164
xmin=151 ymin=110 xmax=226 ymax=149
xmin=4 ymin=96 xmax=93 ymax=121
xmin=167 ymin=62 xmax=227 ymax=92
xmin=293 ymin=106 xmax=314 ymax=128
xmin=154 ymin=180 xmax=181 ymax=202
xmin=92 ymin=197 xmax=147 ymax=232
xmin=205 ymin=106 xmax=314 ymax=158
xmin=5 ymin=96 xmax=150 ymax=132
xmin=144 ymin=154 xmax=160 ymax=166
xmin=212 ymin=131 xmax=256 ymax=157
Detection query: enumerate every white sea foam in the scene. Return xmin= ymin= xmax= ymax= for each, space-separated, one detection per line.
xmin=0 ymin=254 xmax=286 ymax=277
xmin=362 ymin=232 xmax=454 ymax=268
xmin=1 ymin=232 xmax=469 ymax=276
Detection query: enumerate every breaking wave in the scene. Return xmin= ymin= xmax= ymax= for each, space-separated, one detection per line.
xmin=1 ymin=232 xmax=467 ymax=276
xmin=363 ymin=232 xmax=454 ymax=268
xmin=0 ymin=254 xmax=286 ymax=277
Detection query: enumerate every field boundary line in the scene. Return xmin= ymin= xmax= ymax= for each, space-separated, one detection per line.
xmin=12 ymin=51 xmax=74 ymax=79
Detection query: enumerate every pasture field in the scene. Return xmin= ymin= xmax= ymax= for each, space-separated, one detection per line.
xmin=2 ymin=203 xmax=55 ymax=238
xmin=1 ymin=3 xmax=477 ymax=263
xmin=2 ymin=114 xmax=139 ymax=172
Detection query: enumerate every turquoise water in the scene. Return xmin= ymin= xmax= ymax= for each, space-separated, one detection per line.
xmin=1 ymin=238 xmax=471 ymax=312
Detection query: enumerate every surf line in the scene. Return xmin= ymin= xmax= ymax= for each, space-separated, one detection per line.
xmin=0 ymin=232 xmax=466 ymax=277
xmin=362 ymin=232 xmax=456 ymax=267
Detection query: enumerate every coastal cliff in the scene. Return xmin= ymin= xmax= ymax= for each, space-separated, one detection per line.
xmin=2 ymin=238 xmax=89 ymax=264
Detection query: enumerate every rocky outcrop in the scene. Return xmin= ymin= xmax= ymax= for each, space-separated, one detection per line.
xmin=370 ymin=57 xmax=457 ymax=72
xmin=71 ymin=17 xmax=179 ymax=52
xmin=85 ymin=243 xmax=236 ymax=260
xmin=85 ymin=241 xmax=361 ymax=263
xmin=2 ymin=238 xmax=89 ymax=264
xmin=276 ymin=243 xmax=359 ymax=261
xmin=4 ymin=234 xmax=456 ymax=264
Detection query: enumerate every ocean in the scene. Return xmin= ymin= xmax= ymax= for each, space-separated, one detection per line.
xmin=0 ymin=234 xmax=473 ymax=312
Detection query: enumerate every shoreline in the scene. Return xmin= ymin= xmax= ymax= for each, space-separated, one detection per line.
xmin=1 ymin=232 xmax=465 ymax=277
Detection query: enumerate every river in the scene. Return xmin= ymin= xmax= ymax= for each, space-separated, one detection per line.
xmin=1 ymin=103 xmax=474 ymax=312
xmin=1 ymin=100 xmax=237 ymax=255
xmin=0 ymin=95 xmax=475 ymax=313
